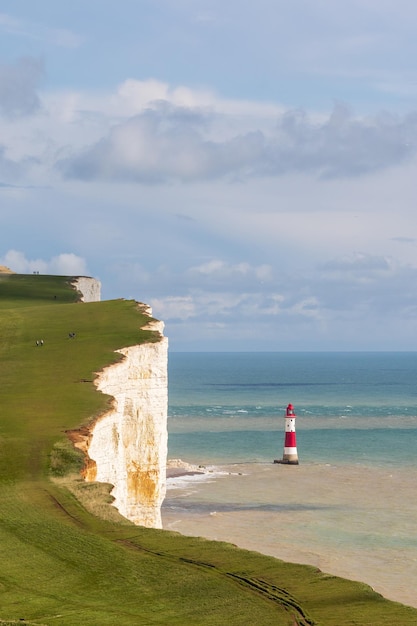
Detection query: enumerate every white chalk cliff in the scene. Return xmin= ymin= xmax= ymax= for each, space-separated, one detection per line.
xmin=83 ymin=315 xmax=168 ymax=529
xmin=72 ymin=276 xmax=101 ymax=302
xmin=68 ymin=278 xmax=168 ymax=529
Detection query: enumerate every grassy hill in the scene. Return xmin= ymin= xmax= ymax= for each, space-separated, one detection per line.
xmin=0 ymin=273 xmax=416 ymax=625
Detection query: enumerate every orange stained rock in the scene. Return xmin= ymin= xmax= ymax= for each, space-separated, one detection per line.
xmin=127 ymin=463 xmax=158 ymax=504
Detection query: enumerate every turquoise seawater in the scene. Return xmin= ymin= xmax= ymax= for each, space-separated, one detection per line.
xmin=168 ymin=352 xmax=417 ymax=466
xmin=164 ymin=352 xmax=417 ymax=608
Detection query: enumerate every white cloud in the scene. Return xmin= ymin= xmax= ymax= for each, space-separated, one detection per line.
xmin=190 ymin=260 xmax=254 ymax=277
xmin=151 ymin=289 xmax=292 ymax=323
xmin=151 ymin=291 xmax=251 ymax=322
xmin=56 ymin=101 xmax=417 ymax=184
xmin=191 ymin=259 xmax=227 ymax=275
xmin=321 ymin=253 xmax=393 ymax=277
xmin=150 ymin=296 xmax=196 ymax=321
xmin=114 ymin=78 xmax=283 ymax=122
xmin=144 ymin=249 xmax=417 ymax=346
xmin=1 ymin=70 xmax=415 ymax=190
xmin=1 ymin=250 xmax=48 ymax=274
xmin=49 ymin=253 xmax=88 ymax=275
xmin=0 ymin=249 xmax=88 ymax=276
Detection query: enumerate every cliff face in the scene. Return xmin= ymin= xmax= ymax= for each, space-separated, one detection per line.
xmin=72 ymin=276 xmax=101 ymax=302
xmin=83 ymin=318 xmax=168 ymax=529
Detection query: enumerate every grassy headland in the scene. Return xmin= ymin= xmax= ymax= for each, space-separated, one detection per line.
xmin=0 ymin=273 xmax=416 ymax=625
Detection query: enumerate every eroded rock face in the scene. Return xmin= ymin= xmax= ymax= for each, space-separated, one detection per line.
xmin=72 ymin=277 xmax=101 ymax=302
xmin=85 ymin=321 xmax=168 ymax=528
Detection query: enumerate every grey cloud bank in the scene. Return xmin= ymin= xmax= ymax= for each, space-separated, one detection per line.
xmin=57 ymin=103 xmax=417 ymax=183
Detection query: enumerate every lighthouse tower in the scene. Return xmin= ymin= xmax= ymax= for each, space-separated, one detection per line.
xmin=274 ymin=403 xmax=299 ymax=465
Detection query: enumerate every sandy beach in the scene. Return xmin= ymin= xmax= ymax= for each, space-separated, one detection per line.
xmin=162 ymin=461 xmax=417 ymax=609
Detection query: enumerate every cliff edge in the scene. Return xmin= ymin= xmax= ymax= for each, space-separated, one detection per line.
xmin=72 ymin=276 xmax=101 ymax=302
xmin=66 ymin=278 xmax=168 ymax=528
xmin=75 ymin=308 xmax=168 ymax=529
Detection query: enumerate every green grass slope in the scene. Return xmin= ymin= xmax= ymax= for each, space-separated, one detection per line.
xmin=0 ymin=274 xmax=416 ymax=625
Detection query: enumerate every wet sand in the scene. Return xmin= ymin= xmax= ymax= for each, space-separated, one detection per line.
xmin=162 ymin=461 xmax=417 ymax=609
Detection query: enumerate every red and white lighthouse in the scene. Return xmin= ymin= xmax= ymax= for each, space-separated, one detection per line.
xmin=274 ymin=403 xmax=299 ymax=465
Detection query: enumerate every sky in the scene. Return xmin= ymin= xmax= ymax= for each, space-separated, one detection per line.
xmin=1 ymin=1 xmax=417 ymax=351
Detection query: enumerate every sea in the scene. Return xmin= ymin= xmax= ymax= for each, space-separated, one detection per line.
xmin=161 ymin=352 xmax=417 ymax=608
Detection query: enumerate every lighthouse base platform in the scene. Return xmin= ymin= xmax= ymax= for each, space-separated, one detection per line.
xmin=274 ymin=459 xmax=299 ymax=465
